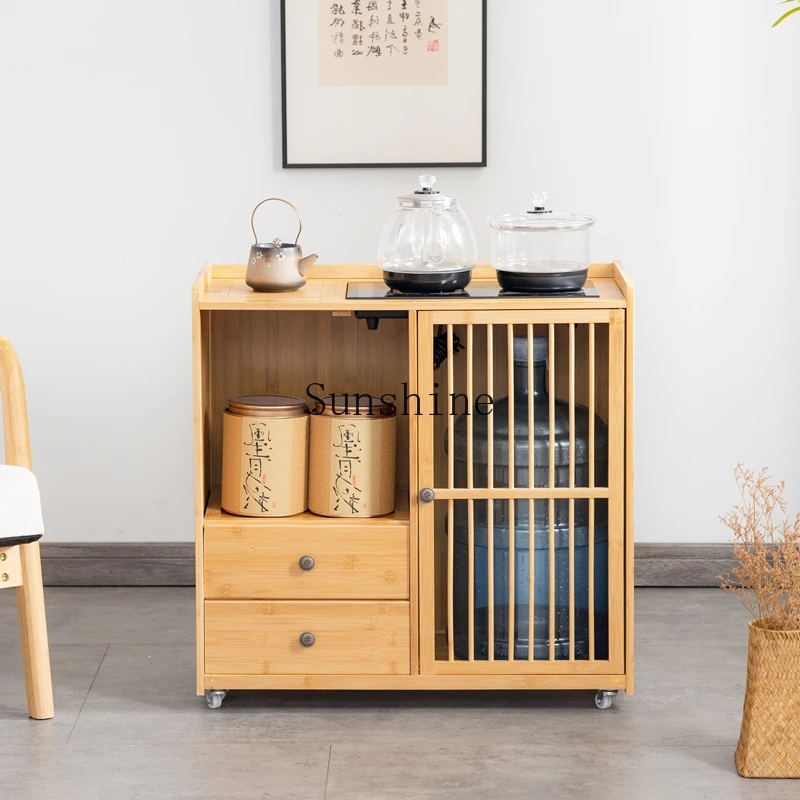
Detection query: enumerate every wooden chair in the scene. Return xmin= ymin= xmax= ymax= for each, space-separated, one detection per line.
xmin=0 ymin=335 xmax=54 ymax=719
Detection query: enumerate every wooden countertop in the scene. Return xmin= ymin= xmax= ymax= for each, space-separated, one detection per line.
xmin=193 ymin=264 xmax=632 ymax=312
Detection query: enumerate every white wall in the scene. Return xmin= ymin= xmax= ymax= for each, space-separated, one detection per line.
xmin=1 ymin=0 xmax=798 ymax=543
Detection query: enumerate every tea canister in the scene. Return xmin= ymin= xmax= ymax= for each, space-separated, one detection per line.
xmin=308 ymin=395 xmax=396 ymax=518
xmin=221 ymin=395 xmax=309 ymax=517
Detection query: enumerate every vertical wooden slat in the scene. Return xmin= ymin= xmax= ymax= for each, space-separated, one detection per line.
xmin=527 ymin=324 xmax=534 ymax=660
xmin=589 ymin=497 xmax=595 ymax=661
xmin=487 ymin=324 xmax=494 ymax=490
xmin=588 ymin=323 xmax=596 ymax=661
xmin=507 ymin=325 xmax=515 ymax=660
xmin=528 ymin=496 xmax=535 ymax=661
xmin=487 ymin=499 xmax=495 ymax=663
xmin=468 ymin=498 xmax=474 ymax=662
xmin=508 ymin=499 xmax=515 ymax=661
xmin=447 ymin=324 xmax=454 ymax=490
xmin=568 ymin=324 xmax=575 ymax=661
xmin=548 ymin=325 xmax=555 ymax=660
xmin=527 ymin=324 xmax=534 ymax=485
xmin=589 ymin=323 xmax=596 ymax=489
xmin=548 ymin=496 xmax=555 ymax=661
xmin=466 ymin=325 xmax=474 ymax=661
xmin=569 ymin=497 xmax=575 ymax=661
xmin=417 ymin=312 xmax=436 ymax=673
xmin=446 ymin=325 xmax=455 ymax=659
xmin=467 ymin=324 xmax=474 ymax=487
xmin=608 ymin=309 xmax=626 ymax=672
xmin=507 ymin=324 xmax=515 ymax=491
xmin=486 ymin=325 xmax=495 ymax=661
xmin=191 ymin=282 xmax=207 ymax=695
xmin=466 ymin=323 xmax=474 ymax=490
xmin=407 ymin=310 xmax=420 ymax=675
xmin=447 ymin=498 xmax=454 ymax=662
xmin=569 ymin=323 xmax=576 ymax=490
xmin=548 ymin=326 xmax=555 ymax=489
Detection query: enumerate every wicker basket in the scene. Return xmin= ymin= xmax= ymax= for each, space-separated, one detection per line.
xmin=735 ymin=620 xmax=800 ymax=778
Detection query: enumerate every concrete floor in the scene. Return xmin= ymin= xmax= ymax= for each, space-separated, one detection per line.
xmin=0 ymin=588 xmax=797 ymax=799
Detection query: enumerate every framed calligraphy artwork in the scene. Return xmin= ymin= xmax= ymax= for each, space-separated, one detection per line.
xmin=281 ymin=0 xmax=487 ymax=167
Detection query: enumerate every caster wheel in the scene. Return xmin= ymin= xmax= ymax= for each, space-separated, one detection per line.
xmin=594 ymin=690 xmax=617 ymax=710
xmin=205 ymin=690 xmax=228 ymax=710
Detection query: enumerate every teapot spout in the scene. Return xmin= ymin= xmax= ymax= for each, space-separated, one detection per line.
xmin=298 ymin=253 xmax=318 ymax=277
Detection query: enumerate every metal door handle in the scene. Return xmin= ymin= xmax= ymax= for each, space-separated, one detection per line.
xmin=419 ymin=488 xmax=435 ymax=503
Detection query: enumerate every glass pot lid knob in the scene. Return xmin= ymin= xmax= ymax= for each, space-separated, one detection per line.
xmin=529 ymin=192 xmax=550 ymax=214
xmin=416 ymin=175 xmax=439 ymax=195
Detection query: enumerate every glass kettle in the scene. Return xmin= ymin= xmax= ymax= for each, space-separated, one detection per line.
xmin=377 ymin=175 xmax=478 ymax=293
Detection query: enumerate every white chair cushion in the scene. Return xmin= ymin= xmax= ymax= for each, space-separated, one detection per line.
xmin=0 ymin=465 xmax=45 ymax=539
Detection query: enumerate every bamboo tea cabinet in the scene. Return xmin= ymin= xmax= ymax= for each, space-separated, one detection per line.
xmin=192 ymin=263 xmax=634 ymax=709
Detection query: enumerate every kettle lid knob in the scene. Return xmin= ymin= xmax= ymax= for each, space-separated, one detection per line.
xmin=416 ymin=175 xmax=439 ymax=195
xmin=529 ymin=192 xmax=548 ymax=212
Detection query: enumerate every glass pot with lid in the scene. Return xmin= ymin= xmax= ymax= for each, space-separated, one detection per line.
xmin=487 ymin=193 xmax=596 ymax=292
xmin=378 ymin=175 xmax=478 ymax=293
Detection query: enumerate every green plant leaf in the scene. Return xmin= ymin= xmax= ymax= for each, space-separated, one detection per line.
xmin=774 ymin=5 xmax=800 ymax=26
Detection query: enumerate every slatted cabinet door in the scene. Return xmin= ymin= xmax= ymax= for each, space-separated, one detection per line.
xmin=417 ymin=310 xmax=626 ymax=676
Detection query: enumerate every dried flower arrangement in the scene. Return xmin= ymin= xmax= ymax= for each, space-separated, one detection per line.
xmin=719 ymin=465 xmax=800 ymax=631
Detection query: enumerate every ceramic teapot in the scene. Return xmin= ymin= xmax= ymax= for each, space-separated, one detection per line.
xmin=246 ymin=198 xmax=318 ymax=292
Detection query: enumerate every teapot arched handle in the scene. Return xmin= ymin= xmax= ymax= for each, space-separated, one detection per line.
xmin=250 ymin=197 xmax=303 ymax=245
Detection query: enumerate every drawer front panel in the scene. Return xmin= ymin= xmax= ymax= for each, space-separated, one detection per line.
xmin=205 ymin=600 xmax=411 ymax=675
xmin=204 ymin=527 xmax=409 ymax=600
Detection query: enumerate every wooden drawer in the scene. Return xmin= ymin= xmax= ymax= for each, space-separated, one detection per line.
xmin=205 ymin=600 xmax=410 ymax=675
xmin=0 ymin=546 xmax=23 ymax=589
xmin=203 ymin=526 xmax=409 ymax=600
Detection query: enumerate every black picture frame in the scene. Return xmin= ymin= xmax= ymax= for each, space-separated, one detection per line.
xmin=281 ymin=0 xmax=487 ymax=169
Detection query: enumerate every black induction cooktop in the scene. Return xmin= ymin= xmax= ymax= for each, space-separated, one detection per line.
xmin=345 ymin=281 xmax=600 ymax=300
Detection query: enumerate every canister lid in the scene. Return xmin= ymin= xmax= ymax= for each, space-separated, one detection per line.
xmin=487 ymin=192 xmax=595 ymax=232
xmin=397 ymin=175 xmax=457 ymax=209
xmin=227 ymin=395 xmax=308 ymax=418
xmin=513 ymin=335 xmax=549 ymax=366
xmin=313 ymin=394 xmax=396 ymax=418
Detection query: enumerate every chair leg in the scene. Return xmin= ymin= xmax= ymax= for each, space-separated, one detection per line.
xmin=16 ymin=541 xmax=54 ymax=720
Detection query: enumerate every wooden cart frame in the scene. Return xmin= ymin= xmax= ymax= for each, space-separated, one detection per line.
xmin=192 ymin=264 xmax=634 ymax=704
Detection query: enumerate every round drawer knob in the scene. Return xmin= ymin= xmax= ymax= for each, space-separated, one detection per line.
xmin=298 ymin=555 xmax=315 ymax=571
xmin=0 ymin=552 xmax=6 ymax=561
xmin=419 ymin=487 xmax=435 ymax=503
xmin=299 ymin=632 xmax=316 ymax=647
xmin=1 ymin=573 xmax=8 ymax=582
